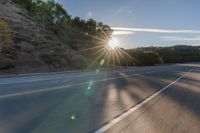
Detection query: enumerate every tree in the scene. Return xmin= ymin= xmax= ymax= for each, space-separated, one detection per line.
xmin=14 ymin=0 xmax=113 ymax=51
xmin=54 ymin=3 xmax=71 ymax=24
xmin=85 ymin=19 xmax=97 ymax=34
xmin=15 ymin=0 xmax=34 ymax=12
xmin=124 ymin=50 xmax=163 ymax=66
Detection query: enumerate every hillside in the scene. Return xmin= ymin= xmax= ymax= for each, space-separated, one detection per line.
xmin=0 ymin=0 xmax=87 ymax=74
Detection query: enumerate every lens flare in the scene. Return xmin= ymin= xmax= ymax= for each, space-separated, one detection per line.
xmin=69 ymin=114 xmax=78 ymax=121
xmin=108 ymin=37 xmax=119 ymax=49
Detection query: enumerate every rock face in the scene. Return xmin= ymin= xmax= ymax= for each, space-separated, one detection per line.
xmin=0 ymin=0 xmax=86 ymax=74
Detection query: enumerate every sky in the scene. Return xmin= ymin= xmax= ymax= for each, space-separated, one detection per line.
xmin=56 ymin=0 xmax=200 ymax=48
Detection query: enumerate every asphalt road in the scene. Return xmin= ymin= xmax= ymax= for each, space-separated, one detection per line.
xmin=0 ymin=63 xmax=200 ymax=133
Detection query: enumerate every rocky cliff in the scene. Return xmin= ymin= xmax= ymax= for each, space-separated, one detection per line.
xmin=0 ymin=0 xmax=86 ymax=74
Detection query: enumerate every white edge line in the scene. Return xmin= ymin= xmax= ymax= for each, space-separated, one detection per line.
xmin=0 ymin=69 xmax=170 ymax=99
xmin=0 ymin=67 xmax=172 ymax=86
xmin=94 ymin=69 xmax=193 ymax=133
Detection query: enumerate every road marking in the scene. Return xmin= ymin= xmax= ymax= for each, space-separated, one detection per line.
xmin=0 ymin=69 xmax=172 ymax=99
xmin=94 ymin=69 xmax=193 ymax=133
xmin=0 ymin=66 xmax=175 ymax=86
xmin=0 ymin=70 xmax=135 ymax=85
xmin=0 ymin=73 xmax=97 ymax=86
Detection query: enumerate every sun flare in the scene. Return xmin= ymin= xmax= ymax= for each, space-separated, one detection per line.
xmin=108 ymin=37 xmax=119 ymax=49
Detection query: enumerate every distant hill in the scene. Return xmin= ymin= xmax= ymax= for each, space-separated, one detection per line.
xmin=123 ymin=45 xmax=200 ymax=66
xmin=137 ymin=45 xmax=200 ymax=63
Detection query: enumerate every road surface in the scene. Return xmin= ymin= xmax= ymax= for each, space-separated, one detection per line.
xmin=0 ymin=63 xmax=200 ymax=133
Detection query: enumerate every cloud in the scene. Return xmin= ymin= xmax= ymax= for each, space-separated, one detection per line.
xmin=160 ymin=35 xmax=200 ymax=41
xmin=86 ymin=11 xmax=93 ymax=18
xmin=112 ymin=27 xmax=200 ymax=34
xmin=128 ymin=10 xmax=133 ymax=14
xmin=117 ymin=8 xmax=124 ymax=13
xmin=117 ymin=8 xmax=133 ymax=14
xmin=112 ymin=31 xmax=135 ymax=36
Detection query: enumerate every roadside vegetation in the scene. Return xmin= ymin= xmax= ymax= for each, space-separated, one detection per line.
xmin=121 ymin=46 xmax=200 ymax=66
xmin=0 ymin=20 xmax=13 ymax=48
xmin=15 ymin=0 xmax=112 ymax=49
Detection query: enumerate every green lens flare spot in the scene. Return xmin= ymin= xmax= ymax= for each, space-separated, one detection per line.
xmin=96 ymin=69 xmax=100 ymax=74
xmin=89 ymin=81 xmax=93 ymax=86
xmin=85 ymin=81 xmax=95 ymax=96
xmin=71 ymin=115 xmax=75 ymax=120
xmin=87 ymin=86 xmax=91 ymax=90
xmin=69 ymin=114 xmax=78 ymax=121
xmin=100 ymin=59 xmax=105 ymax=66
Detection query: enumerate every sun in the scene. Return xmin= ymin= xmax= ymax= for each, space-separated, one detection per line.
xmin=108 ymin=37 xmax=119 ymax=49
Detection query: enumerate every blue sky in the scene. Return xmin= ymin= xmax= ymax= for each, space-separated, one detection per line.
xmin=56 ymin=0 xmax=200 ymax=48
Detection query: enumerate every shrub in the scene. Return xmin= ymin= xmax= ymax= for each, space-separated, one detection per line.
xmin=0 ymin=19 xmax=13 ymax=46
